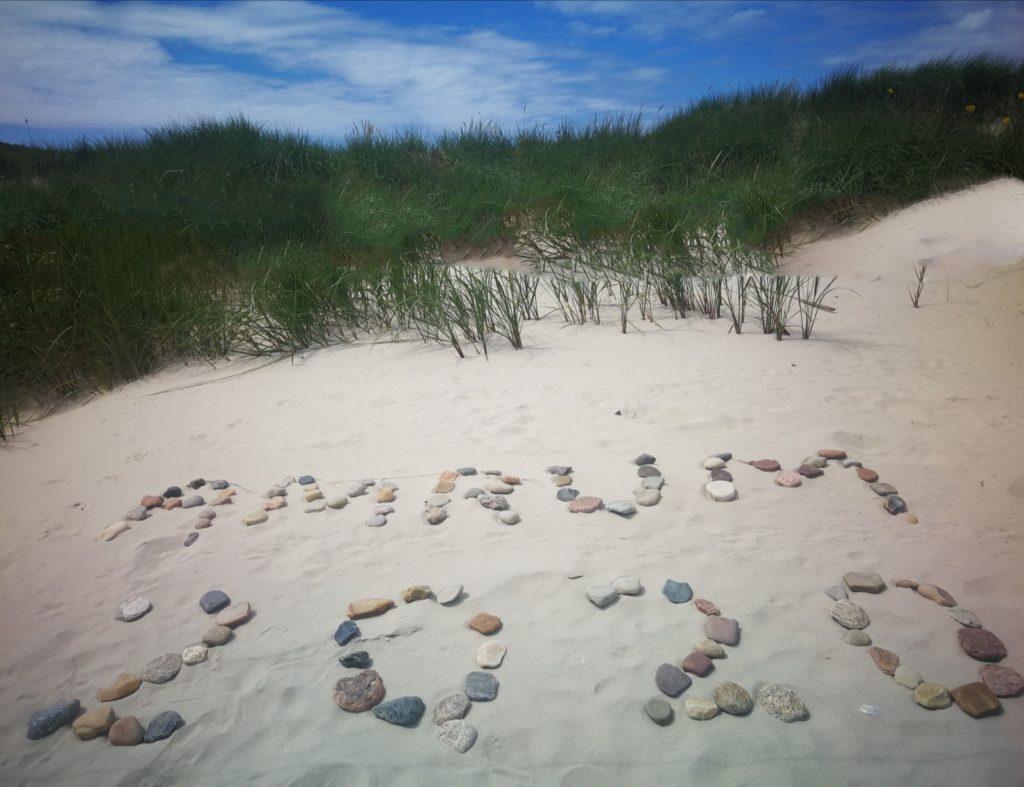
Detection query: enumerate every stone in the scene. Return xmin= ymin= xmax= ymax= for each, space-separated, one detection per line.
xmin=645 ymin=697 xmax=674 ymax=725
xmin=401 ymin=586 xmax=432 ymax=603
xmin=465 ymin=671 xmax=499 ymax=701
xmin=634 ymin=488 xmax=661 ymax=506
xmin=297 ymin=475 xmax=315 ymax=485
xmin=457 ymin=467 xmax=478 ymax=476
xmin=373 ymin=696 xmax=426 ymax=726
xmin=696 ymin=640 xmax=726 ymax=659
xmin=304 ymin=501 xmax=326 ymax=513
xmin=916 ymin=584 xmax=957 ymax=607
xmin=433 ymin=694 xmax=471 ymax=724
xmin=438 ymin=470 xmax=459 ymax=484
xmin=797 ymin=464 xmax=823 ymax=478
xmin=706 ymin=480 xmax=737 ymax=502
xmin=467 ymin=613 xmax=502 ymax=635
xmin=655 ymin=663 xmax=692 ymax=697
xmin=552 ymin=475 xmax=573 ymax=487
xmin=662 ymin=579 xmax=693 ymax=604
xmin=380 ymin=480 xmax=398 ymax=489
xmin=463 ymin=487 xmax=485 ymax=499
xmin=437 ymin=585 xmax=463 ymax=605
xmin=844 ymin=630 xmax=872 ymax=646
xmin=568 ymin=495 xmax=603 ymax=513
xmin=277 ymin=475 xmax=296 ymax=488
xmin=803 ymin=456 xmax=828 ymax=468
xmin=326 ymin=495 xmax=349 ymax=509
xmin=884 ymin=495 xmax=908 ymax=514
xmin=97 ymin=520 xmax=131 ymax=542
xmin=347 ymin=598 xmax=395 ymax=620
xmin=843 ymin=571 xmax=887 ymax=593
xmin=164 ymin=486 xmax=183 ymax=498
xmin=830 ymin=599 xmax=870 ymax=629
xmin=757 ymin=684 xmax=809 ymax=722
xmin=715 ymin=452 xmax=733 ymax=462
xmin=162 ymin=498 xmax=182 ymax=511
xmin=868 ymin=646 xmax=900 ymax=675
xmin=347 ymin=483 xmax=368 ymax=497
xmin=906 ymin=513 xmax=919 ymax=524
xmin=958 ymin=628 xmax=1007 ymax=662
xmin=546 ymin=465 xmax=573 ymax=476
xmin=142 ymin=653 xmax=182 ymax=684
xmin=556 ymin=488 xmax=580 ymax=502
xmin=335 ymin=620 xmax=360 ymax=646
xmin=244 ymin=510 xmax=268 ymax=526
xmin=634 ymin=453 xmax=656 ymax=466
xmin=826 ymin=585 xmax=848 ymax=601
xmin=210 ymin=480 xmax=229 ymax=490
xmin=141 ymin=495 xmax=164 ymax=509
xmin=116 ymin=596 xmax=152 ymax=622
xmin=194 ymin=518 xmax=212 ymax=530
xmin=188 ymin=478 xmax=205 ymax=489
xmin=606 ymin=500 xmax=637 ymax=516
xmin=97 ymin=673 xmax=142 ymax=702
xmin=184 ymin=532 xmax=199 ymax=547
xmin=637 ymin=465 xmax=662 ymax=478
xmin=713 ymin=682 xmax=753 ymax=715
xmin=498 ymin=510 xmax=520 ymax=525
xmin=710 ymin=469 xmax=734 ymax=482
xmin=856 ymin=467 xmax=879 ymax=483
xmin=433 ymin=481 xmax=456 ymax=494
xmin=303 ymin=489 xmax=323 ymax=503
xmin=209 ymin=492 xmax=234 ymax=507
xmin=477 ymin=641 xmax=507 ymax=668
xmin=684 ymin=697 xmax=719 ymax=720
xmin=215 ymin=601 xmax=252 ymax=627
xmin=335 ymin=670 xmax=386 ymax=712
xmin=478 ymin=495 xmax=509 ymax=511
xmin=365 ymin=514 xmax=387 ymax=527
xmin=108 ymin=716 xmax=144 ymax=746
xmin=894 ymin=579 xmax=919 ymax=589
xmin=266 ymin=487 xmax=287 ymax=499
xmin=586 ymin=584 xmax=619 ymax=608
xmin=340 ymin=651 xmax=371 ymax=668
xmin=869 ymin=482 xmax=898 ymax=497
xmin=426 ymin=494 xmax=450 ymax=507
xmin=817 ymin=449 xmax=847 ymax=459
xmin=774 ymin=471 xmax=802 ymax=488
xmin=438 ymin=719 xmax=477 ymax=752
xmin=202 ymin=625 xmax=232 ymax=646
xmin=263 ymin=496 xmax=287 ymax=511
xmin=125 ymin=506 xmax=149 ymax=521
xmin=839 ymin=458 xmax=859 ymax=467
xmin=27 ymin=699 xmax=80 ymax=740
xmin=182 ymin=495 xmax=204 ymax=508
xmin=642 ymin=476 xmax=665 ymax=489
xmin=694 ymin=598 xmax=721 ymax=616
xmin=375 ymin=488 xmax=395 ymax=503
xmin=980 ymin=665 xmax=1024 ymax=697
xmin=200 ymin=590 xmax=231 ymax=614
xmin=613 ymin=576 xmax=643 ymax=595
xmin=750 ymin=459 xmax=781 ymax=472
xmin=423 ymin=507 xmax=447 ymax=525
xmin=143 ymin=710 xmax=184 ymax=743
xmin=705 ymin=616 xmax=740 ymax=646
xmin=500 ymin=474 xmax=521 ymax=485
xmin=682 ymin=651 xmax=714 ymax=677
xmin=182 ymin=645 xmax=208 ymax=665
xmin=703 ymin=457 xmax=726 ymax=470
xmin=894 ymin=665 xmax=923 ymax=689
xmin=948 ymin=607 xmax=982 ymax=628
xmin=951 ymin=682 xmax=1001 ymax=718
xmin=915 ymin=682 xmax=952 ymax=709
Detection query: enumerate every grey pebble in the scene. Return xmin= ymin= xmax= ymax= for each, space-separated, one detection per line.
xmin=365 ymin=514 xmax=388 ymax=527
xmin=556 ymin=488 xmax=580 ymax=502
xmin=465 ymin=672 xmax=499 ymax=701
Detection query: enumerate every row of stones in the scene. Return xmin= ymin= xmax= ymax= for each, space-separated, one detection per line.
xmin=441 ymin=468 xmax=524 ymax=525
xmin=557 ymin=453 xmax=666 ymax=516
xmin=97 ymin=480 xmax=236 ymax=543
xmin=827 ymin=572 xmax=1021 ymax=716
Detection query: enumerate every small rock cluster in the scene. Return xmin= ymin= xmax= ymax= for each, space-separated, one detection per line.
xmin=703 ymin=452 xmax=736 ymax=501
xmin=98 ymin=477 xmax=232 ymax=544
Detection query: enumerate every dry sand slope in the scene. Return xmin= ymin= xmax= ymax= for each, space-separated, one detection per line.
xmin=1 ymin=178 xmax=1023 ymax=787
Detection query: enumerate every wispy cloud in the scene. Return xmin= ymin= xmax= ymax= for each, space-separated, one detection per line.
xmin=545 ymin=0 xmax=774 ymax=40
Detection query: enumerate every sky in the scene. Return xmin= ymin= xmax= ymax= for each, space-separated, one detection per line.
xmin=1 ymin=0 xmax=1022 ymax=146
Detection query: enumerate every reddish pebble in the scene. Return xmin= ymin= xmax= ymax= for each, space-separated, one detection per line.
xmin=682 ymin=651 xmax=714 ymax=677
xmin=467 ymin=613 xmax=502 ymax=635
xmin=162 ymin=498 xmax=182 ymax=510
xmin=817 ymin=449 xmax=847 ymax=460
xmin=750 ymin=459 xmax=781 ymax=472
xmin=893 ymin=579 xmax=919 ymax=589
xmin=958 ymin=628 xmax=1007 ymax=662
xmin=856 ymin=467 xmax=879 ymax=483
xmin=705 ymin=616 xmax=740 ymax=646
xmin=694 ymin=599 xmax=721 ymax=616
xmin=775 ymin=471 xmax=802 ymax=488
xmin=980 ymin=665 xmax=1024 ymax=697
xmin=797 ymin=464 xmax=823 ymax=478
xmin=140 ymin=495 xmax=164 ymax=509
xmin=868 ymin=646 xmax=900 ymax=675
xmin=568 ymin=496 xmax=603 ymax=513
xmin=951 ymin=682 xmax=1001 ymax=717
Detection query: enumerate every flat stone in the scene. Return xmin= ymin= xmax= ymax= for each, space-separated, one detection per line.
xmin=438 ymin=719 xmax=478 ymax=752
xmin=142 ymin=653 xmax=182 ymax=684
xmin=774 ymin=471 xmax=802 ymax=488
xmin=116 ymin=596 xmax=152 ymax=622
xmin=948 ymin=606 xmax=982 ymax=628
xmin=894 ymin=579 xmax=919 ymax=589
xmin=715 ymin=452 xmax=733 ymax=461
xmin=277 ymin=475 xmax=295 ymax=488
xmin=263 ymin=496 xmax=287 ymax=511
xmin=696 ymin=640 xmax=726 ymax=659
xmin=906 ymin=513 xmax=919 ymax=524
xmin=424 ymin=507 xmax=447 ymax=525
xmin=426 ymin=494 xmax=451 ymax=507
xmin=297 ymin=475 xmax=315 ymax=485
xmin=164 ymin=486 xmax=183 ymax=498
xmin=347 ymin=483 xmax=368 ymax=497
xmin=339 ymin=651 xmax=370 ymax=669
xmin=586 ymin=584 xmax=619 ymax=608
xmin=97 ymin=673 xmax=142 ymax=702
xmin=568 ymin=495 xmax=603 ymax=513
xmin=552 ymin=475 xmax=573 ymax=487
xmin=869 ymin=482 xmax=898 ymax=497
xmin=335 ymin=620 xmax=360 ymax=645
xmin=457 ymin=467 xmax=478 ymax=476
xmin=498 ymin=510 xmax=520 ymax=525
xmin=347 ymin=598 xmax=395 ymax=620
xmin=655 ymin=663 xmax=692 ymax=697
xmin=703 ymin=457 xmax=726 ymax=470
xmin=951 ymin=682 xmax=1001 ymax=718
xmin=210 ymin=480 xmax=229 ymax=490
xmin=826 ymin=585 xmax=848 ymax=601
xmin=334 ymin=670 xmax=386 ymax=712
xmin=27 ymin=699 xmax=80 ymax=740
xmin=97 ymin=520 xmax=131 ymax=542
xmin=182 ymin=645 xmax=208 ymax=665
xmin=856 ymin=467 xmax=880 ymax=483
xmin=194 ymin=518 xmax=212 ymax=530
xmin=684 ymin=697 xmax=719 ymax=720
xmin=634 ymin=488 xmax=661 ymax=506
xmin=187 ymin=478 xmax=205 ymax=489
xmin=265 ymin=487 xmax=287 ymax=499
xmin=884 ymin=495 xmax=908 ymax=514
xmin=108 ymin=715 xmax=144 ymax=746
xmin=613 ymin=576 xmax=643 ymax=595
xmin=202 ymin=625 xmax=233 ymax=646
xmin=303 ymin=489 xmax=323 ymax=503
xmin=463 ymin=487 xmax=485 ymax=499
xmin=645 ymin=697 xmax=674 ymax=725
xmin=694 ymin=598 xmax=721 ymax=616
xmin=433 ymin=481 xmax=456 ymax=494
xmin=958 ymin=628 xmax=1007 ymax=662
xmin=546 ymin=465 xmax=573 ymax=476
xmin=141 ymin=495 xmax=164 ymax=509
xmin=243 ymin=510 xmax=268 ymax=526
xmin=758 ymin=684 xmax=809 ymax=722
xmin=830 ymin=599 xmax=870 ymax=629
xmin=375 ymin=488 xmax=395 ymax=503
xmin=868 ymin=646 xmax=900 ymax=675
xmin=713 ymin=682 xmax=753 ymax=715
xmin=797 ymin=464 xmax=823 ymax=478
xmin=556 ymin=488 xmax=580 ymax=502
xmin=373 ymin=696 xmax=426 ymax=726
xmin=706 ymin=480 xmax=737 ymax=501
xmin=894 ymin=665 xmax=923 ymax=689
xmin=467 ymin=613 xmax=502 ymax=635
xmin=305 ymin=501 xmax=326 ymax=513
xmin=803 ymin=456 xmax=827 ymax=468
xmin=125 ymin=506 xmax=149 ymax=521
xmin=843 ymin=571 xmax=887 ymax=593
xmin=705 ymin=616 xmax=740 ymax=646
xmin=162 ymin=499 xmax=181 ymax=511
xmin=917 ymin=584 xmax=957 ymax=607
xmin=818 ymin=449 xmax=847 ymax=459
xmin=980 ymin=665 xmax=1024 ymax=697
xmin=606 ymin=500 xmax=637 ymax=516
xmin=143 ymin=711 xmax=184 ymax=743
xmin=215 ymin=601 xmax=252 ymax=627
xmin=477 ymin=641 xmax=507 ymax=668
xmin=844 ymin=630 xmax=872 ymax=646
xmin=465 ymin=671 xmax=499 ymax=701
xmin=915 ymin=682 xmax=952 ymax=709
xmin=365 ymin=514 xmax=387 ymax=527
xmin=750 ymin=459 xmax=781 ymax=471
xmin=682 ymin=651 xmax=714 ymax=677
xmin=182 ymin=495 xmax=204 ymax=508
xmin=437 ymin=585 xmax=463 ymax=605
xmin=642 ymin=476 xmax=665 ymax=490
xmin=662 ymin=579 xmax=693 ymax=604
xmin=710 ymin=469 xmax=733 ymax=482
xmin=478 ymin=495 xmax=510 ymax=511
xmin=326 ymin=495 xmax=349 ymax=509
xmin=634 ymin=453 xmax=656 ymax=466
xmin=500 ymin=474 xmax=521 ymax=486
xmin=401 ymin=585 xmax=432 ymax=603
xmin=433 ymin=694 xmax=471 ymax=724
xmin=209 ymin=492 xmax=234 ymax=506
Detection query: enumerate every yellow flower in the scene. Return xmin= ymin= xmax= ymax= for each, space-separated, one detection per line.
xmin=965 ymin=103 xmax=976 ymax=113
xmin=886 ymin=87 xmax=894 ymax=95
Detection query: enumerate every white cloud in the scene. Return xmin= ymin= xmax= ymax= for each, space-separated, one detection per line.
xmin=544 ymin=0 xmax=773 ymax=40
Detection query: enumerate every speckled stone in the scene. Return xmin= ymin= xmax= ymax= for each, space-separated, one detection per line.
xmin=758 ymin=684 xmax=809 ymax=722
xmin=181 ymin=645 xmax=208 ymax=665
xmin=843 ymin=571 xmax=887 ymax=593
xmin=433 ymin=694 xmax=471 ymax=724
xmin=655 ymin=663 xmax=692 ymax=697
xmin=424 ymin=507 xmax=447 ymax=525
xmin=803 ymin=456 xmax=827 ymax=468
xmin=830 ymin=600 xmax=870 ymax=629
xmin=980 ymin=665 xmax=1024 ymax=697
xmin=948 ymin=607 xmax=982 ymax=628
xmin=915 ymin=682 xmax=952 ymax=709
xmin=958 ymin=628 xmax=1007 ymax=662
xmin=334 ymin=670 xmax=386 ymax=712
xmin=142 ymin=653 xmax=182 ymax=684
xmin=27 ymin=699 xmax=80 ymax=740
xmin=373 ymin=696 xmax=426 ymax=726
xmin=713 ymin=682 xmax=753 ymax=715
xmin=705 ymin=616 xmax=740 ymax=645
xmin=465 ymin=672 xmax=499 ymax=701
xmin=478 ymin=495 xmax=509 ymax=511
xmin=125 ymin=506 xmax=149 ymax=521
xmin=116 ymin=596 xmax=152 ymax=622
xmin=684 ymin=697 xmax=719 ymax=720
xmin=568 ymin=496 xmax=603 ymax=513
xmin=437 ymin=719 xmax=478 ymax=752
xmin=774 ymin=471 xmax=802 ymax=488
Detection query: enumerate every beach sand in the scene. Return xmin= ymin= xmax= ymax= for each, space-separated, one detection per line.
xmin=1 ymin=178 xmax=1022 ymax=786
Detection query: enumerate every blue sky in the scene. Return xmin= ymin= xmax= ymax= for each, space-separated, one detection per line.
xmin=1 ymin=0 xmax=1022 ymax=146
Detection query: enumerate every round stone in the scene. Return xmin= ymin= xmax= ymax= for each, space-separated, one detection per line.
xmin=568 ymin=496 xmax=603 ymax=513
xmin=182 ymin=645 xmax=208 ymax=665
xmin=884 ymin=495 xmax=908 ymax=514
xmin=476 ymin=641 xmax=507 ymax=668
xmin=684 ymin=697 xmax=719 ymax=720
xmin=713 ymin=681 xmax=754 ymax=715
xmin=424 ymin=507 xmax=447 ymax=525
xmin=433 ymin=694 xmax=471 ymax=724
xmin=914 ymin=682 xmax=952 ymax=709
xmin=304 ymin=501 xmax=326 ymax=513
xmin=199 ymin=508 xmax=217 ymax=520
xmin=373 ymin=696 xmax=426 ymax=726
xmin=107 ymin=715 xmax=144 ymax=746
xmin=843 ymin=630 xmax=872 ymax=646
xmin=645 ymin=698 xmax=673 ymax=725
xmin=498 ymin=510 xmax=520 ymax=525
xmin=465 ymin=671 xmax=499 ymax=701
xmin=116 ymin=596 xmax=152 ymax=622
xmin=164 ymin=486 xmax=183 ymax=498
xmin=705 ymin=616 xmax=740 ymax=645
xmin=488 ymin=482 xmax=514 ymax=494
xmin=662 ymin=579 xmax=693 ymax=604
xmin=426 ymin=494 xmax=450 ymax=507
xmin=606 ymin=500 xmax=637 ymax=516
xmin=634 ymin=488 xmax=661 ymax=506
xmin=215 ymin=601 xmax=252 ymax=628
xmin=856 ymin=467 xmax=880 ymax=483
xmin=803 ymin=456 xmax=827 ymax=469
xmin=655 ymin=663 xmax=692 ymax=697
xmin=437 ymin=584 xmax=463 ymax=605
xmin=894 ymin=665 xmax=923 ymax=689
xmin=797 ymin=465 xmax=823 ymax=478
xmin=706 ymin=480 xmax=736 ymax=502
xmin=325 ymin=495 xmax=349 ymax=509
xmin=586 ymin=584 xmax=619 ymax=608
xmin=612 ymin=576 xmax=643 ymax=595
xmin=774 ymin=471 xmax=802 ymax=488
xmin=958 ymin=628 xmax=1007 ymax=662
xmin=552 ymin=475 xmax=573 ymax=487
xmin=830 ymin=599 xmax=870 ymax=629
xmin=703 ymin=457 xmax=726 ymax=470
xmin=637 ymin=465 xmax=662 ymax=478
xmin=365 ymin=514 xmax=387 ymax=527
xmin=142 ymin=653 xmax=182 ymax=684
xmin=244 ymin=510 xmax=268 ymax=526
xmin=980 ymin=665 xmax=1024 ymax=697
xmin=202 ymin=625 xmax=233 ymax=646
xmin=347 ymin=483 xmax=367 ymax=497
xmin=438 ymin=719 xmax=478 ymax=752
xmin=757 ymin=684 xmax=808 ymax=722
xmin=334 ymin=670 xmax=386 ymax=712
xmin=634 ymin=453 xmax=656 ymax=466
xmin=297 ymin=475 xmax=315 ymax=485
xmin=182 ymin=495 xmax=204 ymax=508
xmin=556 ymin=488 xmax=580 ymax=502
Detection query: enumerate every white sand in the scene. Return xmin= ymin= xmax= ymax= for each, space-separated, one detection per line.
xmin=1 ymin=178 xmax=1023 ymax=786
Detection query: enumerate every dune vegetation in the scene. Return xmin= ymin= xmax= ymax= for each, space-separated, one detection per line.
xmin=1 ymin=55 xmax=1022 ymax=438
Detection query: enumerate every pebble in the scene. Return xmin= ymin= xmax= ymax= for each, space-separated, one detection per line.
xmin=894 ymin=665 xmax=923 ymax=689
xmin=869 ymin=482 xmax=898 ymax=497
xmin=243 ymin=510 xmax=268 ymax=526
xmin=703 ymin=457 xmax=726 ymax=470
xmin=462 ymin=487 xmax=484 ymax=499
xmin=710 ymin=469 xmax=733 ymax=482
xmin=162 ymin=498 xmax=181 ymax=510
xmin=125 ymin=506 xmax=149 ymax=521
xmin=326 ymin=495 xmax=349 ymax=509
xmin=465 ymin=671 xmax=499 ymax=701
xmin=477 ymin=641 xmax=507 ymax=668
xmin=655 ymin=663 xmax=692 ymax=697
xmin=826 ymin=585 xmax=848 ymax=601
xmin=947 ymin=606 xmax=982 ymax=628
xmin=715 ymin=452 xmax=733 ymax=461
xmin=116 ymin=596 xmax=152 ymax=622
xmin=893 ymin=579 xmax=919 ymax=589
xmin=335 ymin=620 xmax=360 ymax=645
xmin=334 ymin=670 xmax=386 ymax=712
xmin=457 ymin=467 xmax=478 ymax=476
xmin=303 ymin=489 xmax=323 ymax=503
xmin=365 ymin=514 xmax=387 ymax=527
xmin=634 ymin=489 xmax=661 ymax=506
xmin=340 ymin=651 xmax=370 ymax=668
xmin=546 ymin=465 xmax=574 ymax=476
xmin=682 ymin=651 xmax=714 ymax=677
xmin=498 ymin=510 xmax=521 ymax=525
xmin=841 ymin=458 xmax=862 ymax=468
xmin=634 ymin=453 xmax=656 ymax=466
xmin=642 ymin=476 xmax=665 ymax=490
xmin=438 ymin=719 xmax=478 ymax=752
xmin=143 ymin=711 xmax=185 ymax=743
xmin=108 ymin=716 xmax=144 ymax=746
xmin=705 ymin=480 xmax=737 ymax=502
xmin=27 ymin=699 xmax=81 ymax=739
xmin=296 ymin=475 xmax=315 ymax=485
xmin=713 ymin=682 xmax=753 ymax=715
xmin=757 ymin=684 xmax=809 ymax=722
xmin=182 ymin=495 xmax=204 ymax=508
xmin=347 ymin=598 xmax=395 ymax=620
xmin=375 ymin=488 xmax=396 ymax=503
xmin=775 ymin=471 xmax=802 ymax=488
xmin=868 ymin=646 xmax=900 ymax=675
xmin=684 ymin=697 xmax=719 ymax=720
xmin=552 ymin=475 xmax=573 ymax=487
xmin=830 ymin=599 xmax=870 ymax=629
xmin=556 ymin=488 xmax=580 ymax=502
xmin=303 ymin=501 xmax=325 ymax=514
xmin=856 ymin=467 xmax=880 ymax=483
xmin=637 ymin=465 xmax=661 ymax=478
xmin=500 ymin=474 xmax=521 ymax=486
xmin=883 ymin=495 xmax=908 ymax=515
xmin=433 ymin=694 xmax=471 ymax=724
xmin=426 ymin=494 xmax=450 ymax=507
xmin=182 ymin=645 xmax=208 ymax=665
xmin=141 ymin=495 xmax=164 ymax=509
xmin=263 ymin=496 xmax=287 ymax=511
xmin=916 ymin=583 xmax=956 ymax=607
xmin=142 ymin=653 xmax=182 ymax=684
xmin=568 ymin=495 xmax=603 ymax=513
xmin=914 ymin=682 xmax=952 ymax=709
xmin=705 ymin=616 xmax=740 ymax=646
xmin=906 ymin=513 xmax=919 ymax=524
xmin=347 ymin=482 xmax=368 ymax=497
xmin=373 ymin=696 xmax=426 ymax=726
xmin=694 ymin=599 xmax=720 ymax=616
xmin=188 ymin=478 xmax=205 ymax=489
xmin=372 ymin=504 xmax=395 ymax=516
xmin=380 ymin=480 xmax=398 ymax=490
xmin=980 ymin=665 xmax=1024 ymax=697
xmin=696 ymin=640 xmax=726 ymax=659
xmin=433 ymin=481 xmax=456 ymax=494
xmin=797 ymin=465 xmax=823 ymax=478
xmin=424 ymin=507 xmax=447 ymax=525
xmin=97 ymin=672 xmax=142 ymax=702
xmin=844 ymin=630 xmax=872 ymax=646
xmin=958 ymin=628 xmax=1007 ymax=662
xmin=199 ymin=590 xmax=230 ymax=614
xmin=951 ymin=682 xmax=1002 ymax=718
xmin=750 ymin=459 xmax=781 ymax=471
xmin=216 ymin=601 xmax=252 ymax=628
xmin=818 ymin=449 xmax=847 ymax=459
xmin=202 ymin=625 xmax=233 ymax=646
xmin=467 ymin=612 xmax=502 ymax=634
xmin=843 ymin=571 xmax=887 ymax=593
xmin=401 ymin=585 xmax=432 ymax=603
xmin=164 ymin=486 xmax=183 ymax=498
xmin=606 ymin=500 xmax=637 ymax=516
xmin=613 ymin=576 xmax=643 ymax=595
xmin=210 ymin=492 xmax=233 ymax=507
xmin=277 ymin=475 xmax=295 ymax=488
xmin=645 ymin=697 xmax=674 ymax=725
xmin=478 ymin=495 xmax=510 ymax=511
xmin=803 ymin=456 xmax=827 ymax=469
xmin=662 ymin=579 xmax=693 ymax=604
xmin=97 ymin=520 xmax=131 ymax=542
xmin=436 ymin=585 xmax=463 ymax=605
xmin=586 ymin=584 xmax=619 ymax=608
xmin=265 ymin=486 xmax=287 ymax=499
xmin=210 ymin=480 xmax=229 ymax=490
xmin=199 ymin=507 xmax=217 ymax=520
